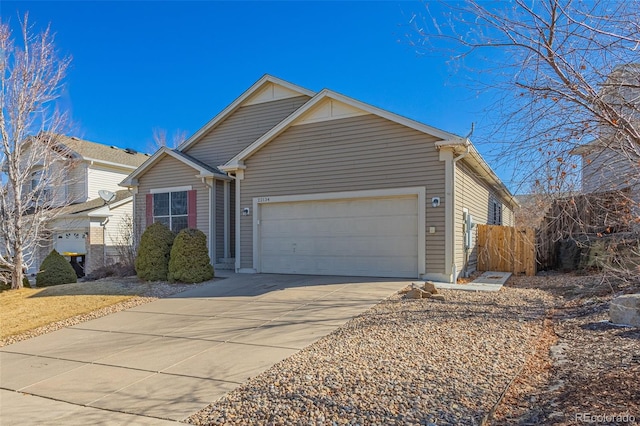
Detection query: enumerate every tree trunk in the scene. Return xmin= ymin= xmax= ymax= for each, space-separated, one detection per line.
xmin=11 ymin=251 xmax=24 ymax=290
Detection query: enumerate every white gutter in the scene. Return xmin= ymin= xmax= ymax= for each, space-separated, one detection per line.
xmin=83 ymin=157 xmax=140 ymax=170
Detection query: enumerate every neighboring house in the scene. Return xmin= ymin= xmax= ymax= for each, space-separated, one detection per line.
xmin=573 ymin=64 xmax=640 ymax=200
xmin=121 ymin=75 xmax=517 ymax=282
xmin=26 ymin=136 xmax=149 ymax=276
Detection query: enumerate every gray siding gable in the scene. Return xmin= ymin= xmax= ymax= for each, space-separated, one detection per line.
xmin=184 ymin=95 xmax=310 ymax=166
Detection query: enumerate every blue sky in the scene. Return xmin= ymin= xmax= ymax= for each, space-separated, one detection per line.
xmin=3 ymin=1 xmax=508 ymax=184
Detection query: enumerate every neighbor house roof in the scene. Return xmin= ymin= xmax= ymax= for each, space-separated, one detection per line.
xmin=55 ymin=189 xmax=133 ymax=216
xmin=119 ymin=147 xmax=230 ymax=187
xmin=57 ymin=135 xmax=150 ymax=168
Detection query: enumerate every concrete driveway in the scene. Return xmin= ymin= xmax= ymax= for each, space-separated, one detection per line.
xmin=0 ymin=273 xmax=409 ymax=424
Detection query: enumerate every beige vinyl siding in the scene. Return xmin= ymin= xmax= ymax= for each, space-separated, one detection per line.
xmin=454 ymin=161 xmax=515 ymax=276
xmin=185 ymin=96 xmax=310 ymax=165
xmin=66 ymin=163 xmax=87 ymax=203
xmin=502 ymin=204 xmax=514 ymax=226
xmin=87 ymin=165 xmax=132 ymax=201
xmin=134 ymin=155 xmax=210 ymax=237
xmin=239 ymin=114 xmax=446 ymax=274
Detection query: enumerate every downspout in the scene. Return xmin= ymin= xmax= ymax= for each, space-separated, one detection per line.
xmin=100 ymin=217 xmax=109 ymax=271
xmin=450 ymin=143 xmax=469 ymax=282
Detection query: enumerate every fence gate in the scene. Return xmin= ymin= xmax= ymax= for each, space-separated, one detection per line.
xmin=477 ymin=225 xmax=535 ymax=276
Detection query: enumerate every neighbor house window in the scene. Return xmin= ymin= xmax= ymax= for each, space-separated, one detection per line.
xmin=146 ymin=188 xmax=196 ymax=232
xmin=31 ymin=169 xmax=52 ymax=202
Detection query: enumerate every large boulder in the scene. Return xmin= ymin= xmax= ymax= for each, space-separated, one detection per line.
xmin=609 ymin=294 xmax=640 ymax=327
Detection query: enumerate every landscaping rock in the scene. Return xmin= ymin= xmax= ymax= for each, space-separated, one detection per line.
xmin=421 ymin=291 xmax=432 ymax=299
xmin=609 ymin=294 xmax=640 ymax=326
xmin=423 ymin=281 xmax=438 ymax=294
xmin=406 ymin=288 xmax=426 ymax=299
xmin=431 ymin=294 xmax=446 ymax=301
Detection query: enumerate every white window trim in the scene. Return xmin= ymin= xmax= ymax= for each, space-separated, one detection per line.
xmin=150 ymin=185 xmax=192 ymax=194
xmin=251 ymin=186 xmax=426 ymax=276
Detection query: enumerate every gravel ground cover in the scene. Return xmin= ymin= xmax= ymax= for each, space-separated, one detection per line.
xmin=187 ymin=286 xmax=556 ymax=425
xmin=491 ymin=274 xmax=640 ymax=425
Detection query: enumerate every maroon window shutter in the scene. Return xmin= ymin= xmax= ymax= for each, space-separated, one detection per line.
xmin=187 ymin=190 xmax=197 ymax=228
xmin=146 ymin=194 xmax=153 ymax=227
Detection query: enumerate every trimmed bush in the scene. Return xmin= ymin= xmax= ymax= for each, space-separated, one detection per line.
xmin=36 ymin=250 xmax=77 ymax=286
xmin=168 ymin=228 xmax=214 ymax=283
xmin=135 ymin=222 xmax=175 ymax=281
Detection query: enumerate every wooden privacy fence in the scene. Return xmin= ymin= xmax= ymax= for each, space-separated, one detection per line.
xmin=477 ymin=225 xmax=536 ymax=276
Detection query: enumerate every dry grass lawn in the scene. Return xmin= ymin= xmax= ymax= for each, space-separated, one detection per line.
xmin=0 ymin=278 xmax=148 ymax=339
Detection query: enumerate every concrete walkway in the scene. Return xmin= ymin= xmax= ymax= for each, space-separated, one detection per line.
xmin=0 ymin=273 xmax=409 ymax=424
xmin=433 ymin=271 xmax=512 ymax=292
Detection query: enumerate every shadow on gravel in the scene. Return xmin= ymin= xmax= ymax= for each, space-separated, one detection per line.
xmin=364 ymin=299 xmax=548 ymax=326
xmin=579 ymin=321 xmax=640 ymax=339
xmin=617 ymin=329 xmax=640 ymax=340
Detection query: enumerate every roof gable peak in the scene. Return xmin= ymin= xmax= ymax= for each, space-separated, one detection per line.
xmin=223 ymin=89 xmax=461 ymax=168
xmin=177 ymin=74 xmax=314 ymax=151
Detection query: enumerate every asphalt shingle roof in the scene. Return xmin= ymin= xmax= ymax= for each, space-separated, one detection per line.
xmin=57 ymin=135 xmax=149 ymax=168
xmin=170 ymin=149 xmax=228 ymax=177
xmin=56 ymin=189 xmax=133 ymax=216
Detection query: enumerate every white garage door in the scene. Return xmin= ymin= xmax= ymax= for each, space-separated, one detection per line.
xmin=54 ymin=231 xmax=87 ymax=255
xmin=259 ymin=195 xmax=419 ymax=278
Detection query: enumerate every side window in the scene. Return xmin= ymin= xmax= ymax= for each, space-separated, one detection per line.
xmin=30 ymin=169 xmax=52 ymax=201
xmin=493 ymin=201 xmax=502 ymax=225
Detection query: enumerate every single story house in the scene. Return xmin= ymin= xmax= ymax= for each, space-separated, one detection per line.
xmin=121 ymin=75 xmax=517 ymax=282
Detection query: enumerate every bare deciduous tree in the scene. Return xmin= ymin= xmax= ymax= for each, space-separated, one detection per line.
xmin=0 ymin=16 xmax=72 ymax=289
xmin=411 ymin=0 xmax=640 ymax=184
xmin=148 ymin=127 xmax=187 ymax=152
xmin=411 ymin=0 xmax=640 ymax=283
xmin=113 ymin=213 xmax=140 ymax=269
